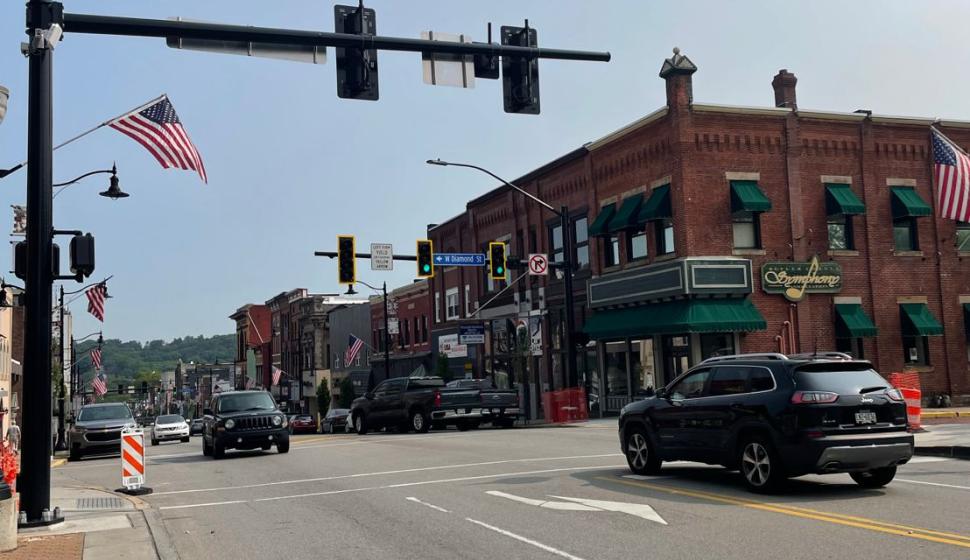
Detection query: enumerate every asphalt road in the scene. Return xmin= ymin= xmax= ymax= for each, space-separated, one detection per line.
xmin=53 ymin=421 xmax=970 ymax=560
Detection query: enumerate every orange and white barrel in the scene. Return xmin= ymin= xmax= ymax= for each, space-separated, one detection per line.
xmin=900 ymin=388 xmax=922 ymax=431
xmin=121 ymin=428 xmax=145 ymax=490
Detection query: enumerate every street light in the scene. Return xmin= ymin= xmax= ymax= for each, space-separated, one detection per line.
xmin=427 ymin=158 xmax=579 ymax=389
xmin=53 ymin=163 xmax=130 ymax=199
xmin=345 ymin=280 xmax=390 ymax=382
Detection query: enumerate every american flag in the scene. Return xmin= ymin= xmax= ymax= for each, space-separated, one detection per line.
xmin=271 ymin=366 xmax=283 ymax=387
xmin=108 ymin=95 xmax=208 ymax=183
xmin=92 ymin=372 xmax=107 ymax=396
xmin=86 ymin=283 xmax=107 ymax=322
xmin=344 ymin=334 xmax=364 ymax=366
xmin=90 ymin=347 xmax=103 ymax=370
xmin=245 ymin=377 xmax=255 ymax=390
xmin=932 ymin=128 xmax=970 ymax=222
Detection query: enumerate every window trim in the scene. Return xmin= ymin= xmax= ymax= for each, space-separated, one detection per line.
xmin=445 ymin=287 xmax=460 ymax=321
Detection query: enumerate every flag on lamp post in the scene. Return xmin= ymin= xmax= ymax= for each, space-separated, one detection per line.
xmin=86 ymin=283 xmax=107 ymax=322
xmin=271 ymin=366 xmax=283 ymax=387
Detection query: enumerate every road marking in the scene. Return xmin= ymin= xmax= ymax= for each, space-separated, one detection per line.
xmin=549 ymin=495 xmax=667 ymax=525
xmin=465 ymin=518 xmax=588 ymax=560
xmin=152 ymin=464 xmax=624 ymax=510
xmin=896 ymin=478 xmax=970 ymax=491
xmin=405 ymin=497 xmax=450 ymax=513
xmin=906 ymin=456 xmax=950 ymax=464
xmin=151 ymin=454 xmax=621 ymax=496
xmin=603 ymin=476 xmax=970 ymax=549
xmin=486 ymin=491 xmax=600 ymax=511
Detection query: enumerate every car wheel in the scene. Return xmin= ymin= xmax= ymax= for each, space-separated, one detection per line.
xmin=212 ymin=440 xmax=226 ymax=460
xmin=354 ymin=413 xmax=368 ymax=435
xmin=624 ymin=426 xmax=662 ymax=475
xmin=850 ymin=466 xmax=897 ymax=488
xmin=277 ymin=440 xmax=290 ymax=454
xmin=181 ymin=436 xmax=190 ymax=443
xmin=202 ymin=437 xmax=212 ymax=457
xmin=739 ymin=435 xmax=785 ymax=493
xmin=410 ymin=410 xmax=430 ymax=434
xmin=456 ymin=420 xmax=471 ymax=432
xmin=68 ymin=446 xmax=81 ymax=462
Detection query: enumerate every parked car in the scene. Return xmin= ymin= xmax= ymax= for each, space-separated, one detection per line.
xmin=68 ymin=402 xmax=137 ymax=461
xmin=289 ymin=415 xmax=318 ymax=434
xmin=152 ymin=414 xmax=190 ymax=445
xmin=619 ymin=352 xmax=914 ymax=493
xmin=322 ymin=408 xmax=350 ymax=433
xmin=189 ymin=418 xmax=204 ymax=436
xmin=350 ymin=376 xmax=519 ymax=434
xmin=447 ymin=379 xmax=520 ymax=428
xmin=201 ymin=390 xmax=290 ymax=459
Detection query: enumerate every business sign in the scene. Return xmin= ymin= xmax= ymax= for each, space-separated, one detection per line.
xmin=371 ymin=243 xmax=393 ymax=271
xmin=459 ymin=323 xmax=485 ymax=344
xmin=514 ymin=317 xmax=542 ymax=356
xmin=388 ymin=318 xmax=400 ymax=335
xmin=528 ymin=253 xmax=549 ymax=276
xmin=437 ymin=333 xmax=468 ymax=358
xmin=433 ymin=253 xmax=486 ymax=267
xmin=761 ymin=255 xmax=842 ymax=302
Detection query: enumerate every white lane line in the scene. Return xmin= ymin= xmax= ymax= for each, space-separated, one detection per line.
xmin=406 ymin=497 xmax=450 ymax=513
xmin=151 ymin=454 xmax=622 ymax=496
xmin=155 ymin=464 xmax=625 ymax=510
xmin=465 ymin=518 xmax=587 ymax=560
xmin=485 ymin=491 xmax=600 ymax=511
xmin=896 ymin=478 xmax=970 ymax=491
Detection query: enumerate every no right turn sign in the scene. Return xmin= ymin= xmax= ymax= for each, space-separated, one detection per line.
xmin=528 ymin=253 xmax=549 ymax=276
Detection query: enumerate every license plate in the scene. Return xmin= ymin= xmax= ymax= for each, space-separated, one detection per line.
xmin=855 ymin=410 xmax=877 ymax=424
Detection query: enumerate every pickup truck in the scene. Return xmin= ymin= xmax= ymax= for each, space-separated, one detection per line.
xmin=350 ymin=376 xmax=519 ymax=434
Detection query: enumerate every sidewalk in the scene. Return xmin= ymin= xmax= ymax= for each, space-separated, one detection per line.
xmin=0 ymin=486 xmax=167 ymax=560
xmin=914 ymin=422 xmax=970 ymax=460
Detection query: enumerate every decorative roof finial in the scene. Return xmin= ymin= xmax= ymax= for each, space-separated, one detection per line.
xmin=672 ymin=47 xmax=680 ymax=55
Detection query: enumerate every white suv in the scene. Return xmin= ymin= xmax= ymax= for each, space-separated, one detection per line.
xmin=152 ymin=414 xmax=190 ymax=445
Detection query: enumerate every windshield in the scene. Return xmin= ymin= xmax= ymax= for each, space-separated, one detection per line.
xmin=216 ymin=393 xmax=276 ymax=413
xmin=328 ymin=409 xmax=349 ymax=417
xmin=156 ymin=415 xmax=184 ymax=424
xmin=794 ymin=364 xmax=889 ymax=394
xmin=78 ymin=405 xmax=132 ymax=422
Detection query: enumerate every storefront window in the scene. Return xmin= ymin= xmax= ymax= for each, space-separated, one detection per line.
xmin=604 ymin=342 xmax=628 ymax=397
xmin=630 ymin=339 xmax=656 ymax=396
xmin=662 ymin=335 xmax=691 ymax=386
xmin=700 ymin=333 xmax=735 ymax=360
xmin=582 ymin=344 xmax=600 ymax=416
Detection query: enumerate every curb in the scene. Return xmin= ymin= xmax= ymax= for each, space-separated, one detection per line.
xmin=921 ymin=411 xmax=970 ymax=419
xmin=50 ymin=458 xmax=67 ymax=468
xmin=914 ymin=446 xmax=970 ymax=460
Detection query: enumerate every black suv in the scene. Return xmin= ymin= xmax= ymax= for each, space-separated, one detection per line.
xmin=619 ymin=352 xmax=914 ymax=492
xmin=202 ymin=390 xmax=290 ymax=459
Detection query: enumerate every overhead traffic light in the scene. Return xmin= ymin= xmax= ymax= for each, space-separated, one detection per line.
xmin=416 ymin=239 xmax=434 ymax=279
xmin=337 ymin=235 xmax=356 ymax=285
xmin=501 ymin=22 xmax=540 ymax=114
xmin=489 ymin=241 xmax=507 ymax=280
xmin=335 ymin=3 xmax=379 ymax=100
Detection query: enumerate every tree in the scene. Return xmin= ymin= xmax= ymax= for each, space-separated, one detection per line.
xmin=316 ymin=379 xmax=331 ymax=417
xmin=338 ymin=376 xmax=356 ymax=409
xmin=435 ymin=354 xmax=453 ymax=382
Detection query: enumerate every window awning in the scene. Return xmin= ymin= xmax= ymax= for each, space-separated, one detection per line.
xmin=638 ymin=185 xmax=672 ymax=222
xmin=891 ymin=187 xmax=932 ymax=218
xmin=583 ymin=298 xmax=767 ymax=339
xmin=900 ymin=303 xmax=943 ymax=336
xmin=730 ymin=180 xmax=772 ymax=213
xmin=825 ymin=184 xmax=866 ymax=216
xmin=588 ymin=203 xmax=617 ymax=237
xmin=608 ymin=194 xmax=643 ymax=232
xmin=834 ymin=303 xmax=878 ymax=338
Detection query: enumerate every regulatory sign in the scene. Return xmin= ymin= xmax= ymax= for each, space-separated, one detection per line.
xmin=371 ymin=243 xmax=393 ymax=271
xmin=434 ymin=253 xmax=486 ymax=267
xmin=528 ymin=253 xmax=549 ymax=276
xmin=388 ymin=318 xmax=400 ymax=335
xmin=459 ymin=323 xmax=485 ymax=344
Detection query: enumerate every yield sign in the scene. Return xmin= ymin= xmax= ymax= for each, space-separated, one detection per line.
xmin=528 ymin=253 xmax=549 ymax=276
xmin=486 ymin=491 xmax=666 ymax=525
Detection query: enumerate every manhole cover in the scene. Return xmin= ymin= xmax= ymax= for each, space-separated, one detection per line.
xmin=76 ymin=497 xmax=125 ymax=510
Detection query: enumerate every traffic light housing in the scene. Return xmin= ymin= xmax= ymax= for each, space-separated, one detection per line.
xmin=416 ymin=239 xmax=434 ymax=279
xmin=335 ymin=4 xmax=379 ymax=100
xmin=501 ymin=23 xmax=540 ymax=114
xmin=489 ymin=242 xmax=507 ymax=280
xmin=337 ymin=235 xmax=356 ymax=285
xmin=69 ymin=232 xmax=96 ymax=278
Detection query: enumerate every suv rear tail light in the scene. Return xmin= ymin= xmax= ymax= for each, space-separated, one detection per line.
xmin=886 ymin=388 xmax=904 ymax=402
xmin=791 ymin=391 xmax=839 ymax=404
xmin=434 ymin=390 xmax=442 ymax=408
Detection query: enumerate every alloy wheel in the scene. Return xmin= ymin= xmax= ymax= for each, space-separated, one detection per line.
xmin=412 ymin=413 xmax=424 ymax=432
xmin=627 ymin=433 xmax=649 ymax=470
xmin=742 ymin=442 xmax=771 ymax=487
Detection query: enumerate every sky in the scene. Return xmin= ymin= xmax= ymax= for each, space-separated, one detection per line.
xmin=1 ymin=0 xmax=969 ymax=343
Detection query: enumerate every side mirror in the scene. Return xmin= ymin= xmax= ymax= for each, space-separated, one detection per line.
xmin=203 ymin=408 xmax=212 ymax=416
xmin=364 ymin=392 xmax=374 ymax=400
xmin=655 ymin=387 xmax=667 ymax=399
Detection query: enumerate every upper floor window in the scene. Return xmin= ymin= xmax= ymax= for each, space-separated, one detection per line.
xmin=640 ymin=185 xmax=673 ymax=256
xmin=445 ymin=288 xmax=460 ymax=321
xmin=732 ymin=212 xmax=761 ymax=249
xmin=627 ymin=230 xmax=648 ymax=260
xmin=956 ymin=221 xmax=970 ymax=252
xmin=824 ymin=184 xmax=864 ymax=251
xmin=603 ymin=234 xmax=621 ymax=267
xmin=550 ymin=214 xmax=590 ymax=270
xmin=893 ymin=218 xmax=919 ymax=251
xmin=656 ymin=220 xmax=675 ymax=255
xmin=729 ymin=180 xmax=771 ymax=250
xmin=434 ymin=293 xmax=441 ymax=323
xmin=890 ymin=186 xmax=931 ymax=252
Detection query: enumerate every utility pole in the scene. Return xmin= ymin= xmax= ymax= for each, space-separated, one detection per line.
xmin=382 ymin=282 xmax=390 ymax=381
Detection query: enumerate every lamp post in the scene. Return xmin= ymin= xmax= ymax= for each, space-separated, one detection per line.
xmin=346 ymin=280 xmax=390 ymax=382
xmin=53 ymin=163 xmax=130 ymax=200
xmin=427 ymin=159 xmax=579 ymax=389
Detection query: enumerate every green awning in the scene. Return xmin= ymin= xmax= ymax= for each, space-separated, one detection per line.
xmin=835 ymin=304 xmax=878 ymax=338
xmin=900 ymin=303 xmax=943 ymax=336
xmin=891 ymin=187 xmax=932 ymax=218
xmin=608 ymin=194 xmax=643 ymax=232
xmin=583 ymin=298 xmax=767 ymax=339
xmin=638 ymin=185 xmax=672 ymax=222
xmin=825 ymin=184 xmax=866 ymax=216
xmin=730 ymin=180 xmax=772 ymax=213
xmin=588 ymin=203 xmax=617 ymax=237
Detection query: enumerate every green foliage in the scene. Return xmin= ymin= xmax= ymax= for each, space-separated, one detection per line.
xmin=435 ymin=354 xmax=453 ymax=382
xmin=337 ymin=376 xmax=356 ymax=409
xmin=316 ymin=379 xmax=331 ymax=416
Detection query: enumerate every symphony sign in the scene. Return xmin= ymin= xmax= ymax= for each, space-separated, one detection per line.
xmin=761 ymin=255 xmax=842 ymax=302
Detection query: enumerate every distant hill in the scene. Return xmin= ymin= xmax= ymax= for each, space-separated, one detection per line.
xmin=76 ymin=334 xmax=235 ymax=388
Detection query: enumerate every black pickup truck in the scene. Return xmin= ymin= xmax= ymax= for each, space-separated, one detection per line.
xmin=350 ymin=376 xmax=519 ymax=434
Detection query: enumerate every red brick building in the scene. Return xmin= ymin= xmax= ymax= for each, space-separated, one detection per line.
xmin=229 ymin=303 xmax=271 ymax=391
xmin=370 ymin=281 xmax=432 ymax=383
xmin=427 ymin=49 xmax=970 ymax=417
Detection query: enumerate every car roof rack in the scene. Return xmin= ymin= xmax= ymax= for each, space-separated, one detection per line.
xmin=699 ymin=353 xmax=789 ymax=365
xmin=786 ymin=351 xmax=854 ymax=361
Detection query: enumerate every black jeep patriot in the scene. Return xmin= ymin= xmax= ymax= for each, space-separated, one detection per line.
xmin=202 ymin=390 xmax=290 ymax=459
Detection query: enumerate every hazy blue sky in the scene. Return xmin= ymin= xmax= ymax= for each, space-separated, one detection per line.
xmin=1 ymin=1 xmax=968 ymax=342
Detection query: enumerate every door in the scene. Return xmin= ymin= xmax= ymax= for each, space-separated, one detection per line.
xmin=695 ymin=366 xmax=753 ymax=457
xmin=651 ymin=368 xmax=712 ymax=459
xmin=662 ymin=335 xmax=691 ymax=387
xmin=373 ymin=378 xmax=406 ymax=426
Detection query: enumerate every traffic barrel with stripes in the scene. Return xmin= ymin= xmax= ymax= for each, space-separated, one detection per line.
xmin=121 ymin=428 xmax=145 ymax=490
xmin=900 ymin=388 xmax=922 ymax=431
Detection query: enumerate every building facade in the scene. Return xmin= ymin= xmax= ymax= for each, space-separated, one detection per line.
xmin=370 ymin=281 xmax=433 ymax=384
xmin=427 ymin=49 xmax=970 ymax=414
xmin=328 ymin=302 xmax=373 ymax=402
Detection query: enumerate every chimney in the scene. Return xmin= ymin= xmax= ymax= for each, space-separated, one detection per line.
xmin=659 ymin=47 xmax=697 ymax=111
xmin=772 ymin=69 xmax=797 ymax=109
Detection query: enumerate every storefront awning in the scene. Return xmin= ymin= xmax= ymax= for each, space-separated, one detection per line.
xmin=638 ymin=185 xmax=672 ymax=222
xmin=583 ymin=298 xmax=767 ymax=339
xmin=834 ymin=303 xmax=878 ymax=338
xmin=588 ymin=203 xmax=617 ymax=237
xmin=608 ymin=194 xmax=643 ymax=232
xmin=825 ymin=184 xmax=866 ymax=216
xmin=900 ymin=303 xmax=943 ymax=336
xmin=730 ymin=180 xmax=772 ymax=213
xmin=890 ymin=187 xmax=932 ymax=218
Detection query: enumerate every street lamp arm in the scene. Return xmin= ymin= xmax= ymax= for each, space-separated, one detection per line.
xmin=354 ymin=279 xmax=382 ymax=293
xmin=52 ymin=167 xmax=114 ymax=187
xmin=63 ymin=275 xmax=113 ymax=296
xmin=74 ymin=331 xmax=103 ymax=343
xmin=426 ymin=159 xmax=559 ymax=215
